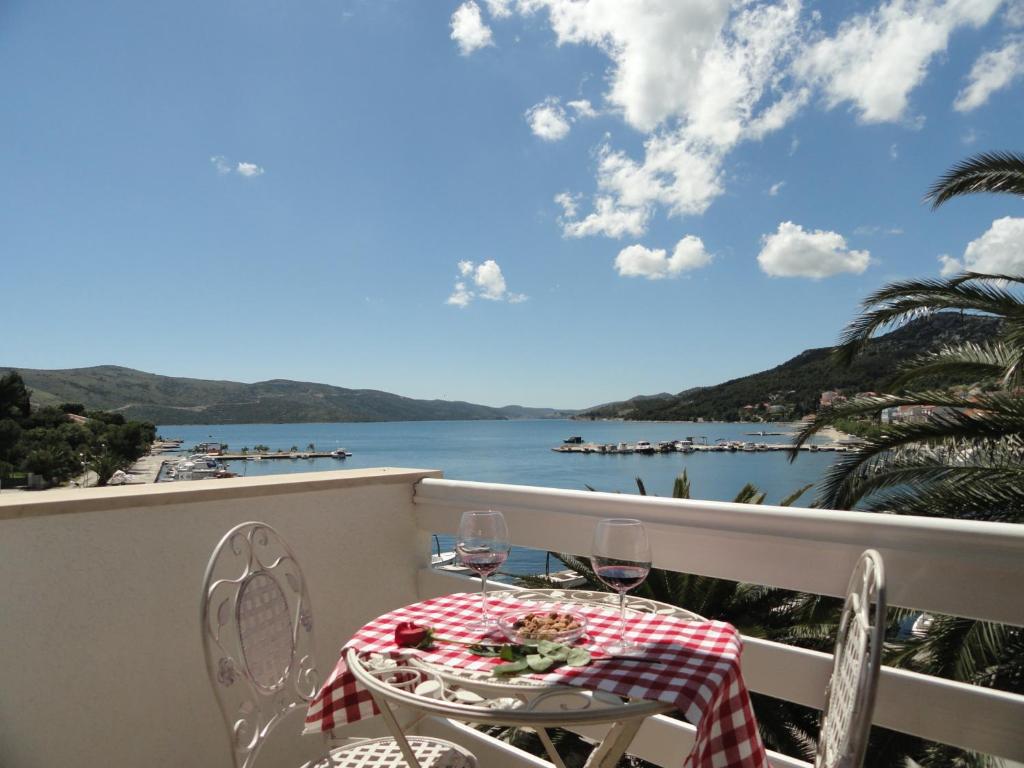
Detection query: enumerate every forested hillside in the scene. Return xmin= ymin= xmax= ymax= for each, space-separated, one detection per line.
xmin=582 ymin=314 xmax=999 ymax=421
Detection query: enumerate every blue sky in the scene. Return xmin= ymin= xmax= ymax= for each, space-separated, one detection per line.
xmin=2 ymin=0 xmax=1022 ymax=408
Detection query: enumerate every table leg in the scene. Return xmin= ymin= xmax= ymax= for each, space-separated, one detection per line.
xmin=371 ymin=694 xmax=424 ymax=768
xmin=582 ymin=719 xmax=644 ymax=768
xmin=536 ymin=728 xmax=569 ymax=768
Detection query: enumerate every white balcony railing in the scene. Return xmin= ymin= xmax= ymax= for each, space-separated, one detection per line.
xmin=1 ymin=468 xmax=1022 ymax=768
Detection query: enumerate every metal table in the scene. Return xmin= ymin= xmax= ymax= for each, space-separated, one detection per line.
xmin=346 ymin=588 xmax=703 ymax=768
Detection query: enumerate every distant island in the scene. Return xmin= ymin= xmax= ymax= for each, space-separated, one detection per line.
xmin=0 ymin=366 xmax=579 ymax=425
xmin=581 ymin=314 xmax=998 ymax=422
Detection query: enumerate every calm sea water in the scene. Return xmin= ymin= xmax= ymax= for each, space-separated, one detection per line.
xmin=159 ymin=419 xmax=836 ymax=577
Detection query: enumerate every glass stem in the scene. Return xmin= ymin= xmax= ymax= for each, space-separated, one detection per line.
xmin=619 ymin=590 xmax=627 ymax=646
xmin=481 ymin=573 xmax=489 ymax=623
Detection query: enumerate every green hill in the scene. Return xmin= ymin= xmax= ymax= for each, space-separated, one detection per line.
xmin=0 ymin=365 xmax=578 ymax=425
xmin=581 ymin=314 xmax=999 ymax=421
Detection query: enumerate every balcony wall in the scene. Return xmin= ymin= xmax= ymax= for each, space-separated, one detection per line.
xmin=1 ymin=469 xmax=1023 ymax=768
xmin=0 ymin=469 xmax=438 ymax=768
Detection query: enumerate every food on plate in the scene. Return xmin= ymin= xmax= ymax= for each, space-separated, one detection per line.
xmin=511 ymin=611 xmax=582 ymax=639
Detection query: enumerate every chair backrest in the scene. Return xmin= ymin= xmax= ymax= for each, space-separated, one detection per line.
xmin=815 ymin=549 xmax=886 ymax=768
xmin=200 ymin=522 xmax=320 ymax=768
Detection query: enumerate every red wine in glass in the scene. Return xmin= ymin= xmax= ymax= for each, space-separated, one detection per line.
xmin=593 ymin=562 xmax=650 ymax=591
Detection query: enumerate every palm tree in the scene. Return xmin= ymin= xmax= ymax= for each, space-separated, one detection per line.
xmin=925 ymin=151 xmax=1024 ymax=209
xmin=789 ymin=152 xmax=1024 ymax=766
xmin=793 ymin=275 xmax=1024 ymax=519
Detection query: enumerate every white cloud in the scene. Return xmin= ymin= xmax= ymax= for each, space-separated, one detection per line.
xmin=1008 ymin=0 xmax=1024 ymax=25
xmin=513 ymin=0 xmax=805 ymax=239
xmin=797 ymin=0 xmax=1002 ymax=124
xmin=446 ymin=281 xmax=473 ymax=307
xmin=211 ymin=155 xmax=264 ymax=177
xmin=484 ymin=0 xmax=512 ymax=18
xmin=474 ymin=259 xmax=508 ymax=299
xmin=789 ymin=137 xmax=800 ymax=155
xmin=962 ymin=127 xmax=979 ymax=144
xmin=474 ymin=1 xmax=1008 ymax=246
xmin=446 ymin=259 xmax=527 ymax=306
xmin=236 ymin=162 xmax=265 ymax=177
xmin=954 ymin=37 xmax=1024 ymax=111
xmin=768 ymin=181 xmax=785 ymax=196
xmin=567 ymin=99 xmax=598 ymax=118
xmin=614 ymin=236 xmax=714 ymax=280
xmin=561 ymin=195 xmax=649 ymax=239
xmin=758 ymin=221 xmax=871 ymax=278
xmin=554 ymin=191 xmax=580 ymax=218
xmin=526 ymin=98 xmax=571 ymax=141
xmin=889 ymin=143 xmax=899 ymax=160
xmin=939 ymin=217 xmax=1024 ymax=276
xmin=938 ymin=253 xmax=962 ymax=276
xmin=451 ymin=1 xmax=494 ymax=55
xmin=210 ymin=155 xmax=231 ymax=175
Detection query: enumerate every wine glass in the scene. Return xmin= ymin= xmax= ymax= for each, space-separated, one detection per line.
xmin=456 ymin=510 xmax=510 ymax=628
xmin=590 ymin=518 xmax=651 ymax=656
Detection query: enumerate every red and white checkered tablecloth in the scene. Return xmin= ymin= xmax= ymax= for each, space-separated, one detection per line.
xmin=306 ymin=592 xmax=768 ymax=768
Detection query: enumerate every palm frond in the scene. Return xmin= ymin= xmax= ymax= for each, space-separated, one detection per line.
xmin=925 ymin=151 xmax=1024 ymax=208
xmin=673 ymin=470 xmax=691 ymax=499
xmin=891 ymin=340 xmax=1013 ymax=388
xmin=779 ymin=483 xmax=813 ymax=507
xmin=833 ymin=276 xmax=1021 ymax=366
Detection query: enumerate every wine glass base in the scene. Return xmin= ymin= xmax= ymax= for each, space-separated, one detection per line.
xmin=601 ymin=640 xmax=646 ymax=657
xmin=465 ymin=618 xmax=499 ymax=632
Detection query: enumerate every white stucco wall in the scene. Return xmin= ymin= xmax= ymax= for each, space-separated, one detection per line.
xmin=0 ymin=468 xmax=438 ymax=768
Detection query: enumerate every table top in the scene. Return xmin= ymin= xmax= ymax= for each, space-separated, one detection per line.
xmin=311 ymin=588 xmax=770 ymax=768
xmin=404 ymin=588 xmax=703 ymax=697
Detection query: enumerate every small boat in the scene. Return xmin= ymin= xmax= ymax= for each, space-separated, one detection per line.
xmin=563 ymin=435 xmax=584 ymax=444
xmin=634 ymin=441 xmax=655 ymax=455
xmin=331 ymin=449 xmax=351 ymax=459
xmin=545 ymin=569 xmax=587 ymax=588
xmin=910 ymin=613 xmax=934 ymax=638
xmin=430 ymin=535 xmax=457 ymax=567
xmin=544 ymin=554 xmax=587 ymax=588
xmin=617 ymin=442 xmax=634 ymax=454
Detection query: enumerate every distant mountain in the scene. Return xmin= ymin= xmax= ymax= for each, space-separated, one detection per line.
xmin=0 ymin=366 xmax=579 ymax=425
xmin=581 ymin=314 xmax=1000 ymax=421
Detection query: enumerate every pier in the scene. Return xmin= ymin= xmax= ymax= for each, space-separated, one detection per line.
xmin=213 ymin=451 xmax=351 ymax=461
xmin=551 ymin=440 xmax=856 ymax=454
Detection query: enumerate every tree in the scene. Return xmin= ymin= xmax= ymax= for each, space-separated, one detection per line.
xmin=0 ymin=371 xmax=31 ymax=421
xmin=925 ymin=151 xmax=1024 ymax=209
xmin=789 ymin=150 xmax=1024 ymax=766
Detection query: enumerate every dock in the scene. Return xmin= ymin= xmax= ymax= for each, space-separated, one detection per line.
xmin=551 ymin=441 xmax=856 ymax=455
xmin=214 ymin=451 xmax=351 ymax=461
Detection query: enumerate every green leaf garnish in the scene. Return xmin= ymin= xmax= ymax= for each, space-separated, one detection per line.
xmin=493 ymin=659 xmax=529 ymax=675
xmin=481 ymin=640 xmax=592 ymax=676
xmin=526 ymin=654 xmax=555 ymax=672
xmin=566 ymin=647 xmax=591 ymax=667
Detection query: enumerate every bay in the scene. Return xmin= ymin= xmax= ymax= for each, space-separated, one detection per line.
xmin=159 ymin=419 xmax=836 ymax=577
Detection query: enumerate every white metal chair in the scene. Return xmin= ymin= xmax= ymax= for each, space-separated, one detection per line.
xmin=814 ymin=549 xmax=886 ymax=768
xmin=200 ymin=522 xmax=477 ymax=768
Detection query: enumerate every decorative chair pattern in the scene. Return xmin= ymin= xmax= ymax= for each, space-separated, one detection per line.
xmin=201 ymin=521 xmax=477 ymax=768
xmin=815 ymin=549 xmax=886 ymax=768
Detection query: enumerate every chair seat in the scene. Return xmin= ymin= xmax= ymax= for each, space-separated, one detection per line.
xmin=308 ymin=736 xmax=478 ymax=768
